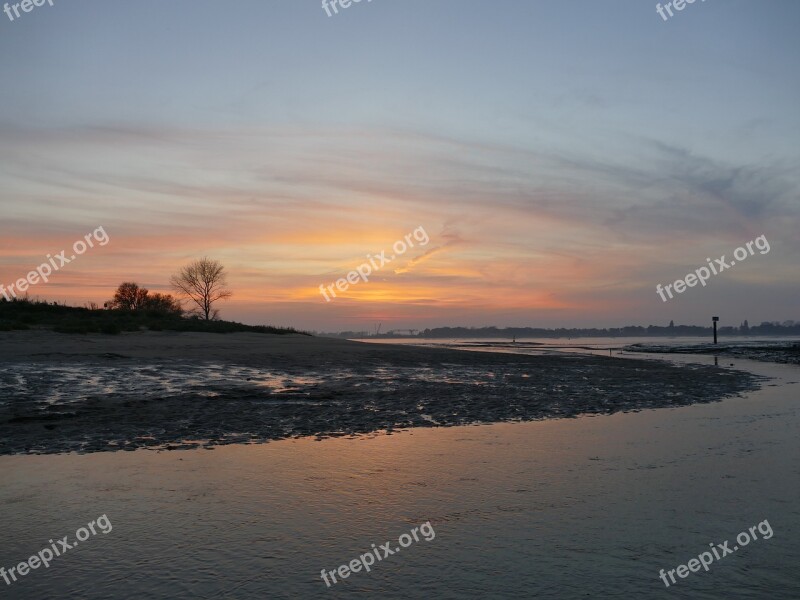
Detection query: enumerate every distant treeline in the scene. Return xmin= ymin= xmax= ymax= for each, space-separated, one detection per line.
xmin=320 ymin=320 xmax=800 ymax=339
xmin=0 ymin=298 xmax=306 ymax=336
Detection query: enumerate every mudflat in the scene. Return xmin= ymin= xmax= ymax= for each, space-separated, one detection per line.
xmin=0 ymin=331 xmax=761 ymax=455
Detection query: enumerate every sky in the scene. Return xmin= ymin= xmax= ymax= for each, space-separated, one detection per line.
xmin=1 ymin=0 xmax=798 ymax=332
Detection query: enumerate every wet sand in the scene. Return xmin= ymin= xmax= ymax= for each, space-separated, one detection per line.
xmin=0 ymin=330 xmax=761 ymax=455
xmin=0 ymin=356 xmax=797 ymax=599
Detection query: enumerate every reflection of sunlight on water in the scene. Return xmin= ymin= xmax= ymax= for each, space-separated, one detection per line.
xmin=0 ymin=363 xmax=510 ymax=405
xmin=0 ymin=361 xmax=526 ymax=409
xmin=0 ymin=363 xmax=335 ymax=407
xmin=0 ymin=362 xmax=552 ymax=406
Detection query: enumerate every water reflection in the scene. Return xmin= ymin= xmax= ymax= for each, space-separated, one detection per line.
xmin=0 ymin=358 xmax=797 ymax=598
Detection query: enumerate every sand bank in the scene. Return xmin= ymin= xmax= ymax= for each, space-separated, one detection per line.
xmin=0 ymin=331 xmax=761 ymax=455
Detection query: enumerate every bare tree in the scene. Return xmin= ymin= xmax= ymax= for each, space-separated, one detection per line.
xmin=170 ymin=257 xmax=232 ymax=320
xmin=109 ymin=282 xmax=150 ymax=311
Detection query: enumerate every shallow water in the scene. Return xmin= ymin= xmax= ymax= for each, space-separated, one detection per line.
xmin=358 ymin=334 xmax=800 ymax=359
xmin=0 ymin=363 xmax=328 ymax=408
xmin=0 ymin=350 xmax=798 ymax=599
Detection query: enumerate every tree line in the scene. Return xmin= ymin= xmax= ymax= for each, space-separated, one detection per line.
xmin=321 ymin=320 xmax=800 ymax=339
xmin=107 ymin=257 xmax=232 ymax=320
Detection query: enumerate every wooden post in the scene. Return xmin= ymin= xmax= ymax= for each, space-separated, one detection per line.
xmin=712 ymin=316 xmax=719 ymax=344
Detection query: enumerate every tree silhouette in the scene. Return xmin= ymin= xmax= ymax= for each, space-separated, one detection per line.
xmin=170 ymin=257 xmax=232 ymax=320
xmin=108 ymin=283 xmax=182 ymax=316
xmin=143 ymin=292 xmax=183 ymax=316
xmin=109 ymin=282 xmax=149 ymax=311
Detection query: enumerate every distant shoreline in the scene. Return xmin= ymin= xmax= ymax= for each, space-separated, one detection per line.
xmin=319 ymin=322 xmax=800 ymax=339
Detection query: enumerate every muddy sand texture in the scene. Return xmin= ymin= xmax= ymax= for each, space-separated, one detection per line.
xmin=0 ymin=331 xmax=761 ymax=455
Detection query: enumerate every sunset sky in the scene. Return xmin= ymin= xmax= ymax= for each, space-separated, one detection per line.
xmin=1 ymin=0 xmax=798 ymax=332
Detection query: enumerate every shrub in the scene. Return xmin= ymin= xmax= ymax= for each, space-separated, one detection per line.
xmin=54 ymin=323 xmax=95 ymax=334
xmin=100 ymin=322 xmax=121 ymax=335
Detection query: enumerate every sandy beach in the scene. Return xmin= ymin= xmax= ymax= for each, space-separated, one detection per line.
xmin=0 ymin=330 xmax=761 ymax=455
